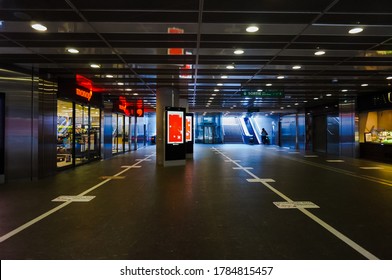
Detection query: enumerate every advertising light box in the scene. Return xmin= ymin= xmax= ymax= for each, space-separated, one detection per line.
xmin=186 ymin=115 xmax=192 ymax=142
xmin=167 ymin=110 xmax=184 ymax=144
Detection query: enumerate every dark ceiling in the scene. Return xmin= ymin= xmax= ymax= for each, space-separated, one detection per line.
xmin=1 ymin=0 xmax=392 ymax=112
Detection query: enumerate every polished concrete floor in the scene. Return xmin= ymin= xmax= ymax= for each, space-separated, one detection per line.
xmin=0 ymin=144 xmax=392 ymax=260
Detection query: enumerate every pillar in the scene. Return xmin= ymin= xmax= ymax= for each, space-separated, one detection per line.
xmin=156 ymin=87 xmax=180 ymax=166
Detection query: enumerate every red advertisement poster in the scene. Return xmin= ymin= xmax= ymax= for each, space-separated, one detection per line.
xmin=186 ymin=115 xmax=192 ymax=142
xmin=167 ymin=111 xmax=184 ymax=144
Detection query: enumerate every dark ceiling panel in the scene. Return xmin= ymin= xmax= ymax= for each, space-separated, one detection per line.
xmin=73 ymin=0 xmax=199 ymax=10
xmin=329 ymin=0 xmax=392 ymax=13
xmin=295 ymin=35 xmax=390 ymax=44
xmin=82 ymin=11 xmax=199 ymax=23
xmin=203 ymin=12 xmax=317 ymax=24
xmin=0 ymin=11 xmax=80 ymax=21
xmin=203 ymin=0 xmax=333 ymax=12
xmin=317 ymin=13 xmax=392 ymax=25
xmin=0 ymin=0 xmax=71 ymax=9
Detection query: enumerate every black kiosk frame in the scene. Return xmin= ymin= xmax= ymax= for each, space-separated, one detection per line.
xmin=185 ymin=113 xmax=194 ymax=158
xmin=0 ymin=93 xmax=5 ymax=183
xmin=164 ymin=106 xmax=186 ymax=166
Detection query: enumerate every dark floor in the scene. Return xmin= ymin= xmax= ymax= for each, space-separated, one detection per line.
xmin=0 ymin=144 xmax=392 ymax=260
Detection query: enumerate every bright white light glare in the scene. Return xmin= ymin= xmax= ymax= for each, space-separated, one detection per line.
xmin=341 ymin=89 xmax=348 ymax=92
xmin=292 ymin=65 xmax=302 ymax=70
xmin=257 ymin=89 xmax=263 ymax=92
xmin=217 ymin=83 xmax=223 ymax=86
xmin=125 ymin=88 xmax=132 ymax=91
xmin=386 ymin=76 xmax=392 ymax=80
xmin=133 ymin=93 xmax=139 ymax=96
xmin=106 ymin=74 xmax=114 ymax=78
xmin=226 ymin=65 xmax=235 ymax=69
xmin=314 ymin=97 xmax=319 ymax=100
xmin=277 ymin=75 xmax=285 ymax=79
xmin=221 ymin=75 xmax=228 ymax=79
xmin=67 ymin=48 xmax=79 ymax=54
xmin=31 ymin=23 xmax=47 ymax=31
xmin=117 ymin=82 xmax=124 ymax=85
xmin=349 ymin=27 xmax=363 ymax=34
xmin=266 ymin=83 xmax=272 ymax=86
xmin=326 ymin=93 xmax=332 ymax=96
xmin=314 ymin=50 xmax=326 ymax=56
xmin=90 ymin=64 xmax=101 ymax=68
xmin=234 ymin=49 xmax=244 ymax=55
xmin=214 ymin=89 xmax=219 ymax=92
xmin=361 ymin=84 xmax=368 ymax=87
xmin=246 ymin=26 xmax=259 ymax=33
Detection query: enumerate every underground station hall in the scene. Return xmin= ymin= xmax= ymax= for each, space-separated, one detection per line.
xmin=1 ymin=0 xmax=392 ymax=261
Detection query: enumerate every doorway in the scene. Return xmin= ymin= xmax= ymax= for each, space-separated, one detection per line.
xmin=203 ymin=125 xmax=215 ymax=144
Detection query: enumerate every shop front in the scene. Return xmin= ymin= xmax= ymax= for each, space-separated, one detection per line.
xmin=57 ymin=75 xmax=102 ymax=169
xmin=358 ymin=91 xmax=392 ymax=163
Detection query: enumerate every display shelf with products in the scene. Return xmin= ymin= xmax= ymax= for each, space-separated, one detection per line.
xmin=364 ymin=130 xmax=392 ymax=145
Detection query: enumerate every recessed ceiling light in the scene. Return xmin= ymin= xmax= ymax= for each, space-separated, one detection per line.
xmin=280 ymin=107 xmax=284 ymax=110
xmin=348 ymin=27 xmax=363 ymax=34
xmin=67 ymin=48 xmax=79 ymax=54
xmin=117 ymin=82 xmax=124 ymax=85
xmin=125 ymin=88 xmax=132 ymax=91
xmin=294 ymin=103 xmax=299 ymax=105
xmin=226 ymin=65 xmax=235 ymax=69
xmin=90 ymin=64 xmax=101 ymax=68
xmin=234 ymin=49 xmax=244 ymax=55
xmin=266 ymin=83 xmax=272 ymax=86
xmin=361 ymin=83 xmax=368 ymax=87
xmin=314 ymin=97 xmax=319 ymax=100
xmin=31 ymin=23 xmax=47 ymax=31
xmin=341 ymin=89 xmax=348 ymax=92
xmin=133 ymin=93 xmax=138 ymax=96
xmin=257 ymin=89 xmax=263 ymax=92
xmin=277 ymin=75 xmax=285 ymax=79
xmin=214 ymin=89 xmax=219 ymax=92
xmin=106 ymin=74 xmax=114 ymax=78
xmin=246 ymin=26 xmax=259 ymax=33
xmin=314 ymin=50 xmax=326 ymax=56
xmin=212 ymin=93 xmax=217 ymax=96
xmin=304 ymin=100 xmax=308 ymax=103
xmin=221 ymin=75 xmax=228 ymax=79
xmin=326 ymin=93 xmax=332 ymax=96
xmin=386 ymin=76 xmax=392 ymax=80
xmin=292 ymin=65 xmax=301 ymax=70
xmin=217 ymin=83 xmax=223 ymax=86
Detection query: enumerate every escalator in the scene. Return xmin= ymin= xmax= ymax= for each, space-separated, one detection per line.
xmin=242 ymin=117 xmax=260 ymax=144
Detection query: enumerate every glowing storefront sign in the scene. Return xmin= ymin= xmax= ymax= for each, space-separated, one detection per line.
xmin=76 ymin=88 xmax=93 ymax=101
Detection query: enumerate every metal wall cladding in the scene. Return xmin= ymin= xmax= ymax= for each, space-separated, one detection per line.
xmin=280 ymin=114 xmax=305 ymax=150
xmin=38 ymin=78 xmax=58 ymax=178
xmin=1 ymin=68 xmax=38 ymax=181
xmin=339 ymin=101 xmax=357 ymax=158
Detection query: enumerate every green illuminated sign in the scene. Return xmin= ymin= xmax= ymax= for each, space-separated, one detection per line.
xmin=241 ymin=91 xmax=285 ymax=97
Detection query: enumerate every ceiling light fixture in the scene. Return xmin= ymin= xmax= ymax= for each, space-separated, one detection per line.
xmin=90 ymin=64 xmax=101 ymax=68
xmin=246 ymin=25 xmax=259 ymax=33
xmin=386 ymin=76 xmax=392 ymax=80
xmin=277 ymin=75 xmax=285 ymax=79
xmin=67 ymin=48 xmax=79 ymax=54
xmin=217 ymin=83 xmax=223 ymax=86
xmin=234 ymin=49 xmax=244 ymax=55
xmin=31 ymin=23 xmax=47 ymax=31
xmin=221 ymin=75 xmax=228 ymax=79
xmin=214 ymin=89 xmax=219 ymax=92
xmin=341 ymin=89 xmax=348 ymax=92
xmin=361 ymin=84 xmax=368 ymax=87
xmin=348 ymin=27 xmax=363 ymax=34
xmin=106 ymin=74 xmax=113 ymax=78
xmin=292 ymin=65 xmax=301 ymax=70
xmin=257 ymin=89 xmax=263 ymax=92
xmin=117 ymin=82 xmax=124 ymax=85
xmin=314 ymin=50 xmax=326 ymax=56
xmin=266 ymin=83 xmax=272 ymax=86
xmin=226 ymin=65 xmax=235 ymax=69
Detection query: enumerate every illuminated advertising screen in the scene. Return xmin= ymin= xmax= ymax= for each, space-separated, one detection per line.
xmin=167 ymin=111 xmax=184 ymax=144
xmin=186 ymin=115 xmax=192 ymax=142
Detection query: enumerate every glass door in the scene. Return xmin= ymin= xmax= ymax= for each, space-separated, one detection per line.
xmin=203 ymin=126 xmax=215 ymax=144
